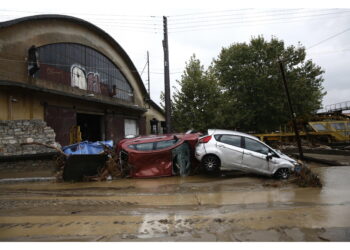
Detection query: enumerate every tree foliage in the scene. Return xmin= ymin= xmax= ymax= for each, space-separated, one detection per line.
xmin=214 ymin=36 xmax=325 ymax=132
xmin=169 ymin=36 xmax=326 ymax=133
xmin=172 ymin=55 xmax=223 ymax=132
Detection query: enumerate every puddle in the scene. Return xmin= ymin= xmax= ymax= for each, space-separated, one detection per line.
xmin=1 ymin=166 xmax=350 ymax=241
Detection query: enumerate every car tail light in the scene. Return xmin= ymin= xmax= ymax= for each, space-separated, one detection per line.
xmin=199 ymin=135 xmax=212 ymax=143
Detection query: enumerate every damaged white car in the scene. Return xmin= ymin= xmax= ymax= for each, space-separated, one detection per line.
xmin=195 ymin=129 xmax=299 ymax=179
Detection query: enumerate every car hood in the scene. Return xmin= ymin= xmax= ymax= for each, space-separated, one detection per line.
xmin=276 ymin=150 xmax=297 ymax=164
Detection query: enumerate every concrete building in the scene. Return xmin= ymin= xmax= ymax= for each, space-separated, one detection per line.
xmin=0 ymin=15 xmax=165 ymax=147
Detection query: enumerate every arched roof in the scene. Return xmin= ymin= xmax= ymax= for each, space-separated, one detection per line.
xmin=0 ymin=14 xmax=149 ymax=97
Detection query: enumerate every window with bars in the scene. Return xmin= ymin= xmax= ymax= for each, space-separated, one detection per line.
xmin=37 ymin=43 xmax=134 ymax=102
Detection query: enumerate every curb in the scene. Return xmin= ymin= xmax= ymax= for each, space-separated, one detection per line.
xmin=0 ymin=177 xmax=56 ymax=184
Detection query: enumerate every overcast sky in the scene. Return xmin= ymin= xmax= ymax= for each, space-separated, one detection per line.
xmin=1 ymin=0 xmax=349 ymax=111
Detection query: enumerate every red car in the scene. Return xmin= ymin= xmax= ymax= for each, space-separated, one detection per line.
xmin=116 ymin=132 xmax=200 ymax=178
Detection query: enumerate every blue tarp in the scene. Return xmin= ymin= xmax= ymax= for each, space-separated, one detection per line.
xmin=62 ymin=140 xmax=113 ymax=155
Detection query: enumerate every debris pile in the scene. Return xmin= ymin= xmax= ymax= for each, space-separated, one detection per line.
xmin=21 ymin=141 xmax=126 ymax=182
xmin=274 ymin=141 xmax=332 ymax=151
xmin=86 ymin=144 xmax=125 ymax=181
xmin=291 ymin=162 xmax=322 ymax=187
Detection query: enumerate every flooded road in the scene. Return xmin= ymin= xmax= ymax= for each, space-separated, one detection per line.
xmin=0 ymin=165 xmax=350 ymax=241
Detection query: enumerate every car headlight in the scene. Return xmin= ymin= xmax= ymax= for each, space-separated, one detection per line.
xmin=292 ymin=161 xmax=302 ymax=173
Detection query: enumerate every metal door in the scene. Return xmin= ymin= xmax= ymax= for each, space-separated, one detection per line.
xmin=215 ymin=134 xmax=244 ymax=170
xmin=45 ymin=105 xmax=76 ymax=146
xmin=242 ymin=137 xmax=270 ymax=174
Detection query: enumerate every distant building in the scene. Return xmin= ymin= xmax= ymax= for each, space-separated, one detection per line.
xmin=0 ymin=15 xmax=165 ymax=146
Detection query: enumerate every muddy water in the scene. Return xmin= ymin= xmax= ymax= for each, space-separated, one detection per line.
xmin=0 ymin=166 xmax=350 ymax=241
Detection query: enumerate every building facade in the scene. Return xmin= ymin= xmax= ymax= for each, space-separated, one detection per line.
xmin=0 ymin=15 xmax=165 ymax=147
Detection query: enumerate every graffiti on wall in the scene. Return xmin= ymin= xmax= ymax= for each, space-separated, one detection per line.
xmin=70 ymin=64 xmax=102 ymax=94
xmin=87 ymin=72 xmax=101 ymax=93
xmin=71 ymin=64 xmax=87 ymax=90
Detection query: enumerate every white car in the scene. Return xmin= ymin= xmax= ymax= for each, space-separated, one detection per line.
xmin=195 ymin=129 xmax=298 ymax=179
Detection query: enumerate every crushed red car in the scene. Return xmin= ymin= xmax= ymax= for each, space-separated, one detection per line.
xmin=116 ymin=132 xmax=201 ymax=178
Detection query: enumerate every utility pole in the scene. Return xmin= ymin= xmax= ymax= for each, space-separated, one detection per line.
xmin=163 ymin=16 xmax=172 ymax=133
xmin=279 ymin=61 xmax=304 ymax=160
xmin=147 ymin=51 xmax=150 ymax=96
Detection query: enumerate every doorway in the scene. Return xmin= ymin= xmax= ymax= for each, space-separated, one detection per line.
xmin=77 ymin=113 xmax=104 ymax=142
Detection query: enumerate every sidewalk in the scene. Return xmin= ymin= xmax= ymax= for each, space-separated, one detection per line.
xmin=0 ymin=158 xmax=56 ymax=183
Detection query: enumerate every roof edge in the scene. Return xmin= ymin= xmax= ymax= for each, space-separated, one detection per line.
xmin=0 ymin=14 xmax=149 ymax=97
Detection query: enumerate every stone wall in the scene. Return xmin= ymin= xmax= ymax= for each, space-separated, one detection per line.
xmin=0 ymin=119 xmax=58 ymax=156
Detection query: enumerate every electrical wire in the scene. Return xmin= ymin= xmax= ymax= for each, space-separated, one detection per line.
xmin=168 ymin=8 xmax=347 ymax=25
xmin=169 ymin=8 xmax=327 ymax=23
xmin=167 ymin=8 xmax=254 ymax=18
xmin=169 ymin=14 xmax=350 ymax=33
xmin=307 ymin=48 xmax=350 ymax=56
xmin=307 ymin=27 xmax=350 ymax=50
xmin=169 ymin=10 xmax=350 ymax=31
xmin=0 ymin=8 xmax=162 ymax=18
xmin=0 ymin=56 xmax=180 ymax=76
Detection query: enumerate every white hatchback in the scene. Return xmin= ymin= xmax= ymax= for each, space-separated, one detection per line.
xmin=195 ymin=129 xmax=298 ymax=179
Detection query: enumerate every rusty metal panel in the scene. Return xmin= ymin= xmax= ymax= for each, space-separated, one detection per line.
xmin=45 ymin=105 xmax=76 ymax=146
xmin=105 ymin=114 xmax=124 ymax=144
xmin=40 ymin=64 xmax=70 ymax=86
xmin=139 ymin=116 xmax=146 ymax=135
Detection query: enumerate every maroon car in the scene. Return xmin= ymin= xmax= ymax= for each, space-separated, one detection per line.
xmin=116 ymin=132 xmax=200 ymax=178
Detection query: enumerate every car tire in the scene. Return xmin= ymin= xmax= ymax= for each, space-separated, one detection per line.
xmin=274 ymin=168 xmax=290 ymax=179
xmin=201 ymin=155 xmax=220 ymax=173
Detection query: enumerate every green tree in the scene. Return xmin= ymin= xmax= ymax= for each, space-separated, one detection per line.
xmin=214 ymin=36 xmax=326 ymax=132
xmin=172 ymin=55 xmax=223 ymax=132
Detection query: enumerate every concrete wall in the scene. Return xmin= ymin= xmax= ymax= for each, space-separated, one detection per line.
xmin=0 ymin=89 xmax=44 ymax=121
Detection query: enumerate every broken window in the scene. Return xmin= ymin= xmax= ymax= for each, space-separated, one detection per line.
xmin=172 ymin=142 xmax=191 ymax=176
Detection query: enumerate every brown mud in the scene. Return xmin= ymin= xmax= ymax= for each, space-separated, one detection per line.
xmin=0 ymin=164 xmax=350 ymax=241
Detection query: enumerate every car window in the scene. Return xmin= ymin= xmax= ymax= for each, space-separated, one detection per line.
xmin=312 ymin=123 xmax=327 ymax=131
xmin=244 ymin=137 xmax=269 ymax=155
xmin=155 ymin=139 xmax=178 ymax=150
xmin=128 ymin=142 xmax=154 ymax=151
xmin=216 ymin=135 xmax=242 ymax=147
xmin=331 ymin=123 xmax=346 ymax=130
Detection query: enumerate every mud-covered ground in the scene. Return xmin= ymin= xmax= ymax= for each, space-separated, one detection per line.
xmin=0 ymin=163 xmax=350 ymax=241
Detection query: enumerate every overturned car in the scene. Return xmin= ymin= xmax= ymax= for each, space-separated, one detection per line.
xmin=116 ymin=133 xmax=200 ymax=178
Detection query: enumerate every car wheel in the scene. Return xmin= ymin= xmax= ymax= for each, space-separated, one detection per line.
xmin=274 ymin=168 xmax=290 ymax=179
xmin=202 ymin=155 xmax=220 ymax=173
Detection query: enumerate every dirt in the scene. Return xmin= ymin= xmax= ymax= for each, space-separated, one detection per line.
xmin=0 ymin=165 xmax=350 ymax=241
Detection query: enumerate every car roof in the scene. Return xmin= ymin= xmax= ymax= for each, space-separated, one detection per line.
xmin=120 ymin=133 xmax=200 ymax=146
xmin=207 ymin=129 xmax=259 ymax=141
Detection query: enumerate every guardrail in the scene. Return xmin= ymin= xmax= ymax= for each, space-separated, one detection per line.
xmin=325 ymin=101 xmax=350 ymax=112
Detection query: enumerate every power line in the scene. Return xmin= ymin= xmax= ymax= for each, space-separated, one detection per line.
xmin=307 ymin=27 xmax=350 ymax=50
xmin=0 ymin=14 xmax=162 ymax=34
xmin=168 ymin=8 xmax=345 ymax=22
xmin=169 ymin=10 xmax=350 ymax=31
xmin=169 ymin=8 xmax=324 ymax=23
xmin=0 ymin=8 xmax=162 ymax=18
xmin=0 ymin=56 xmax=179 ymax=75
xmin=307 ymin=48 xmax=350 ymax=56
xmin=168 ymin=8 xmax=254 ymax=18
xmin=169 ymin=12 xmax=350 ymax=33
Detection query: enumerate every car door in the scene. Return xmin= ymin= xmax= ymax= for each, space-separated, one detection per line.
xmin=242 ymin=137 xmax=270 ymax=174
xmin=215 ymin=134 xmax=244 ymax=170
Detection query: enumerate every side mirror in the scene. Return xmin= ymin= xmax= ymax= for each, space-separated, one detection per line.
xmin=266 ymin=153 xmax=273 ymax=161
